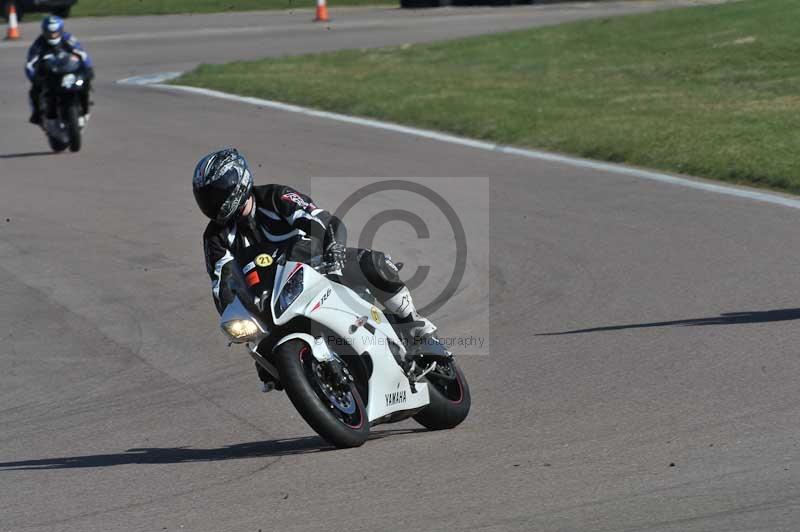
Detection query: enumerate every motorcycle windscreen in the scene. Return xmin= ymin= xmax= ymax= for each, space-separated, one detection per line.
xmin=46 ymin=51 xmax=81 ymax=75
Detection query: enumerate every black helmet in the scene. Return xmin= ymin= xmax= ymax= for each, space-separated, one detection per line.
xmin=192 ymin=148 xmax=253 ymax=224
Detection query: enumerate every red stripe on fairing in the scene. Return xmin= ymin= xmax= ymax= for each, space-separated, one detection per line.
xmin=287 ymin=262 xmax=303 ymax=279
xmin=311 ymin=302 xmax=321 ymax=312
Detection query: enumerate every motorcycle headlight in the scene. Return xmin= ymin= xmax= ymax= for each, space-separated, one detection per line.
xmin=275 ymin=267 xmax=304 ymax=318
xmin=75 ymin=78 xmax=84 ymax=87
xmin=61 ymin=74 xmax=76 ymax=88
xmin=221 ymin=319 xmax=260 ymax=343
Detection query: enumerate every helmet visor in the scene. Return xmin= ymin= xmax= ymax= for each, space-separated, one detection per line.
xmin=215 ymin=168 xmax=252 ymax=224
xmin=44 ymin=30 xmax=62 ymax=44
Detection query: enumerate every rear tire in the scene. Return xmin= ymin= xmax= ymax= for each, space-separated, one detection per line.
xmin=275 ymin=340 xmax=370 ymax=448
xmin=413 ymin=360 xmax=471 ymax=430
xmin=66 ymin=105 xmax=81 ymax=152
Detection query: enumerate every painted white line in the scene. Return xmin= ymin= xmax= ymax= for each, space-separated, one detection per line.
xmin=126 ymin=75 xmax=800 ymax=211
xmin=117 ymin=72 xmax=183 ymax=85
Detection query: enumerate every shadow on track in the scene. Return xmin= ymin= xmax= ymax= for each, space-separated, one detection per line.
xmin=0 ymin=151 xmax=54 ymax=159
xmin=538 ymin=308 xmax=800 ymax=336
xmin=0 ymin=428 xmax=426 ymax=471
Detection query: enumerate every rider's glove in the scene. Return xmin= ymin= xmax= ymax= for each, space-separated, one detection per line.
xmin=324 ymin=241 xmax=347 ymax=273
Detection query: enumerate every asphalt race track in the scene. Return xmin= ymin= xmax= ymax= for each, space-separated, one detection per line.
xmin=3 ymin=2 xmax=800 ymax=531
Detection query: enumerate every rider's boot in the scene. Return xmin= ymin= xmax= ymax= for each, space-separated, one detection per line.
xmin=383 ymin=286 xmax=438 ymax=346
xmin=255 ymin=362 xmax=283 ymax=393
xmin=28 ymin=91 xmax=41 ymax=125
xmin=383 ymin=287 xmax=444 ymax=386
xmin=80 ymin=92 xmax=91 ymax=127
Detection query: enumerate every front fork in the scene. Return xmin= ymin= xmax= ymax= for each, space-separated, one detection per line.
xmin=249 ymin=336 xmax=354 ymax=395
xmin=247 ymin=342 xmax=280 ymax=387
xmin=248 ymin=333 xmax=336 ymax=385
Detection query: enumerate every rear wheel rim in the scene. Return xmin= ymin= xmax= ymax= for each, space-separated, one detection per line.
xmin=427 ymin=361 xmax=464 ymax=404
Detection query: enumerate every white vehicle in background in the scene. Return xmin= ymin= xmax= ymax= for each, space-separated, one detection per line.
xmin=220 ymin=244 xmax=471 ymax=448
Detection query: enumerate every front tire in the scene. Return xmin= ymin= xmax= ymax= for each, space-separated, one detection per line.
xmin=48 ymin=135 xmax=68 ymax=152
xmin=66 ymin=104 xmax=81 ymax=152
xmin=275 ymin=340 xmax=370 ymax=448
xmin=413 ymin=360 xmax=471 ymax=430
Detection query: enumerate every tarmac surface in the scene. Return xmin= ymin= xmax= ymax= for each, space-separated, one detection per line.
xmin=4 ymin=2 xmax=800 ymax=531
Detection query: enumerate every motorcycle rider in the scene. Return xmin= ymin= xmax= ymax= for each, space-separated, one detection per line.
xmin=25 ymin=15 xmax=94 ymax=126
xmin=193 ymin=148 xmax=438 ymax=389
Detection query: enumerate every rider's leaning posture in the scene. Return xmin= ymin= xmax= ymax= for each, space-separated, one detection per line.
xmin=192 ymin=148 xmax=437 ymax=388
xmin=25 ymin=15 xmax=94 ymax=126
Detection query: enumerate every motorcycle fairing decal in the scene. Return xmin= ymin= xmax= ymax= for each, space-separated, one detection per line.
xmin=385 ymin=390 xmax=407 ymax=407
xmin=245 ymin=270 xmax=260 ymax=287
xmin=242 ymin=261 xmax=256 ymax=274
xmin=311 ymin=287 xmax=332 ymax=313
xmin=366 ymin=368 xmax=429 ymax=422
xmin=255 ymin=254 xmax=273 ymax=267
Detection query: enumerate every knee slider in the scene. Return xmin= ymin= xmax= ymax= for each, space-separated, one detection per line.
xmin=358 ymin=250 xmax=402 ymax=292
xmin=371 ymin=251 xmax=401 ymax=284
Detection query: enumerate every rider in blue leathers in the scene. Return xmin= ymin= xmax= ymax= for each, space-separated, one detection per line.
xmin=25 ymin=16 xmax=94 ymax=125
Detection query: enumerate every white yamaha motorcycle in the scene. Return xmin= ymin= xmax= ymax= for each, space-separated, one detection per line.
xmin=219 ymin=244 xmax=471 ymax=448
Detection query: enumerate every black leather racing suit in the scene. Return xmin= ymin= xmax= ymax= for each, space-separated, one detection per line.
xmin=203 ymin=184 xmax=405 ymax=315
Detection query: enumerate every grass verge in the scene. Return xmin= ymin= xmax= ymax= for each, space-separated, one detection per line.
xmin=175 ymin=0 xmax=800 ymax=192
xmin=70 ymin=0 xmax=387 ymax=17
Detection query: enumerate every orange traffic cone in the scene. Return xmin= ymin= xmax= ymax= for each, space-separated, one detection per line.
xmin=314 ymin=0 xmax=330 ymax=22
xmin=4 ymin=2 xmax=20 ymax=41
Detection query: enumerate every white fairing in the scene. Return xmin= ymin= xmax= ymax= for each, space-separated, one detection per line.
xmin=275 ymin=333 xmax=333 ymax=363
xmin=271 ymin=260 xmax=430 ymax=422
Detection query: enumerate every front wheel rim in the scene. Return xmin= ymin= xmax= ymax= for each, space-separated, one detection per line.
xmin=300 ymin=347 xmax=365 ymax=429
